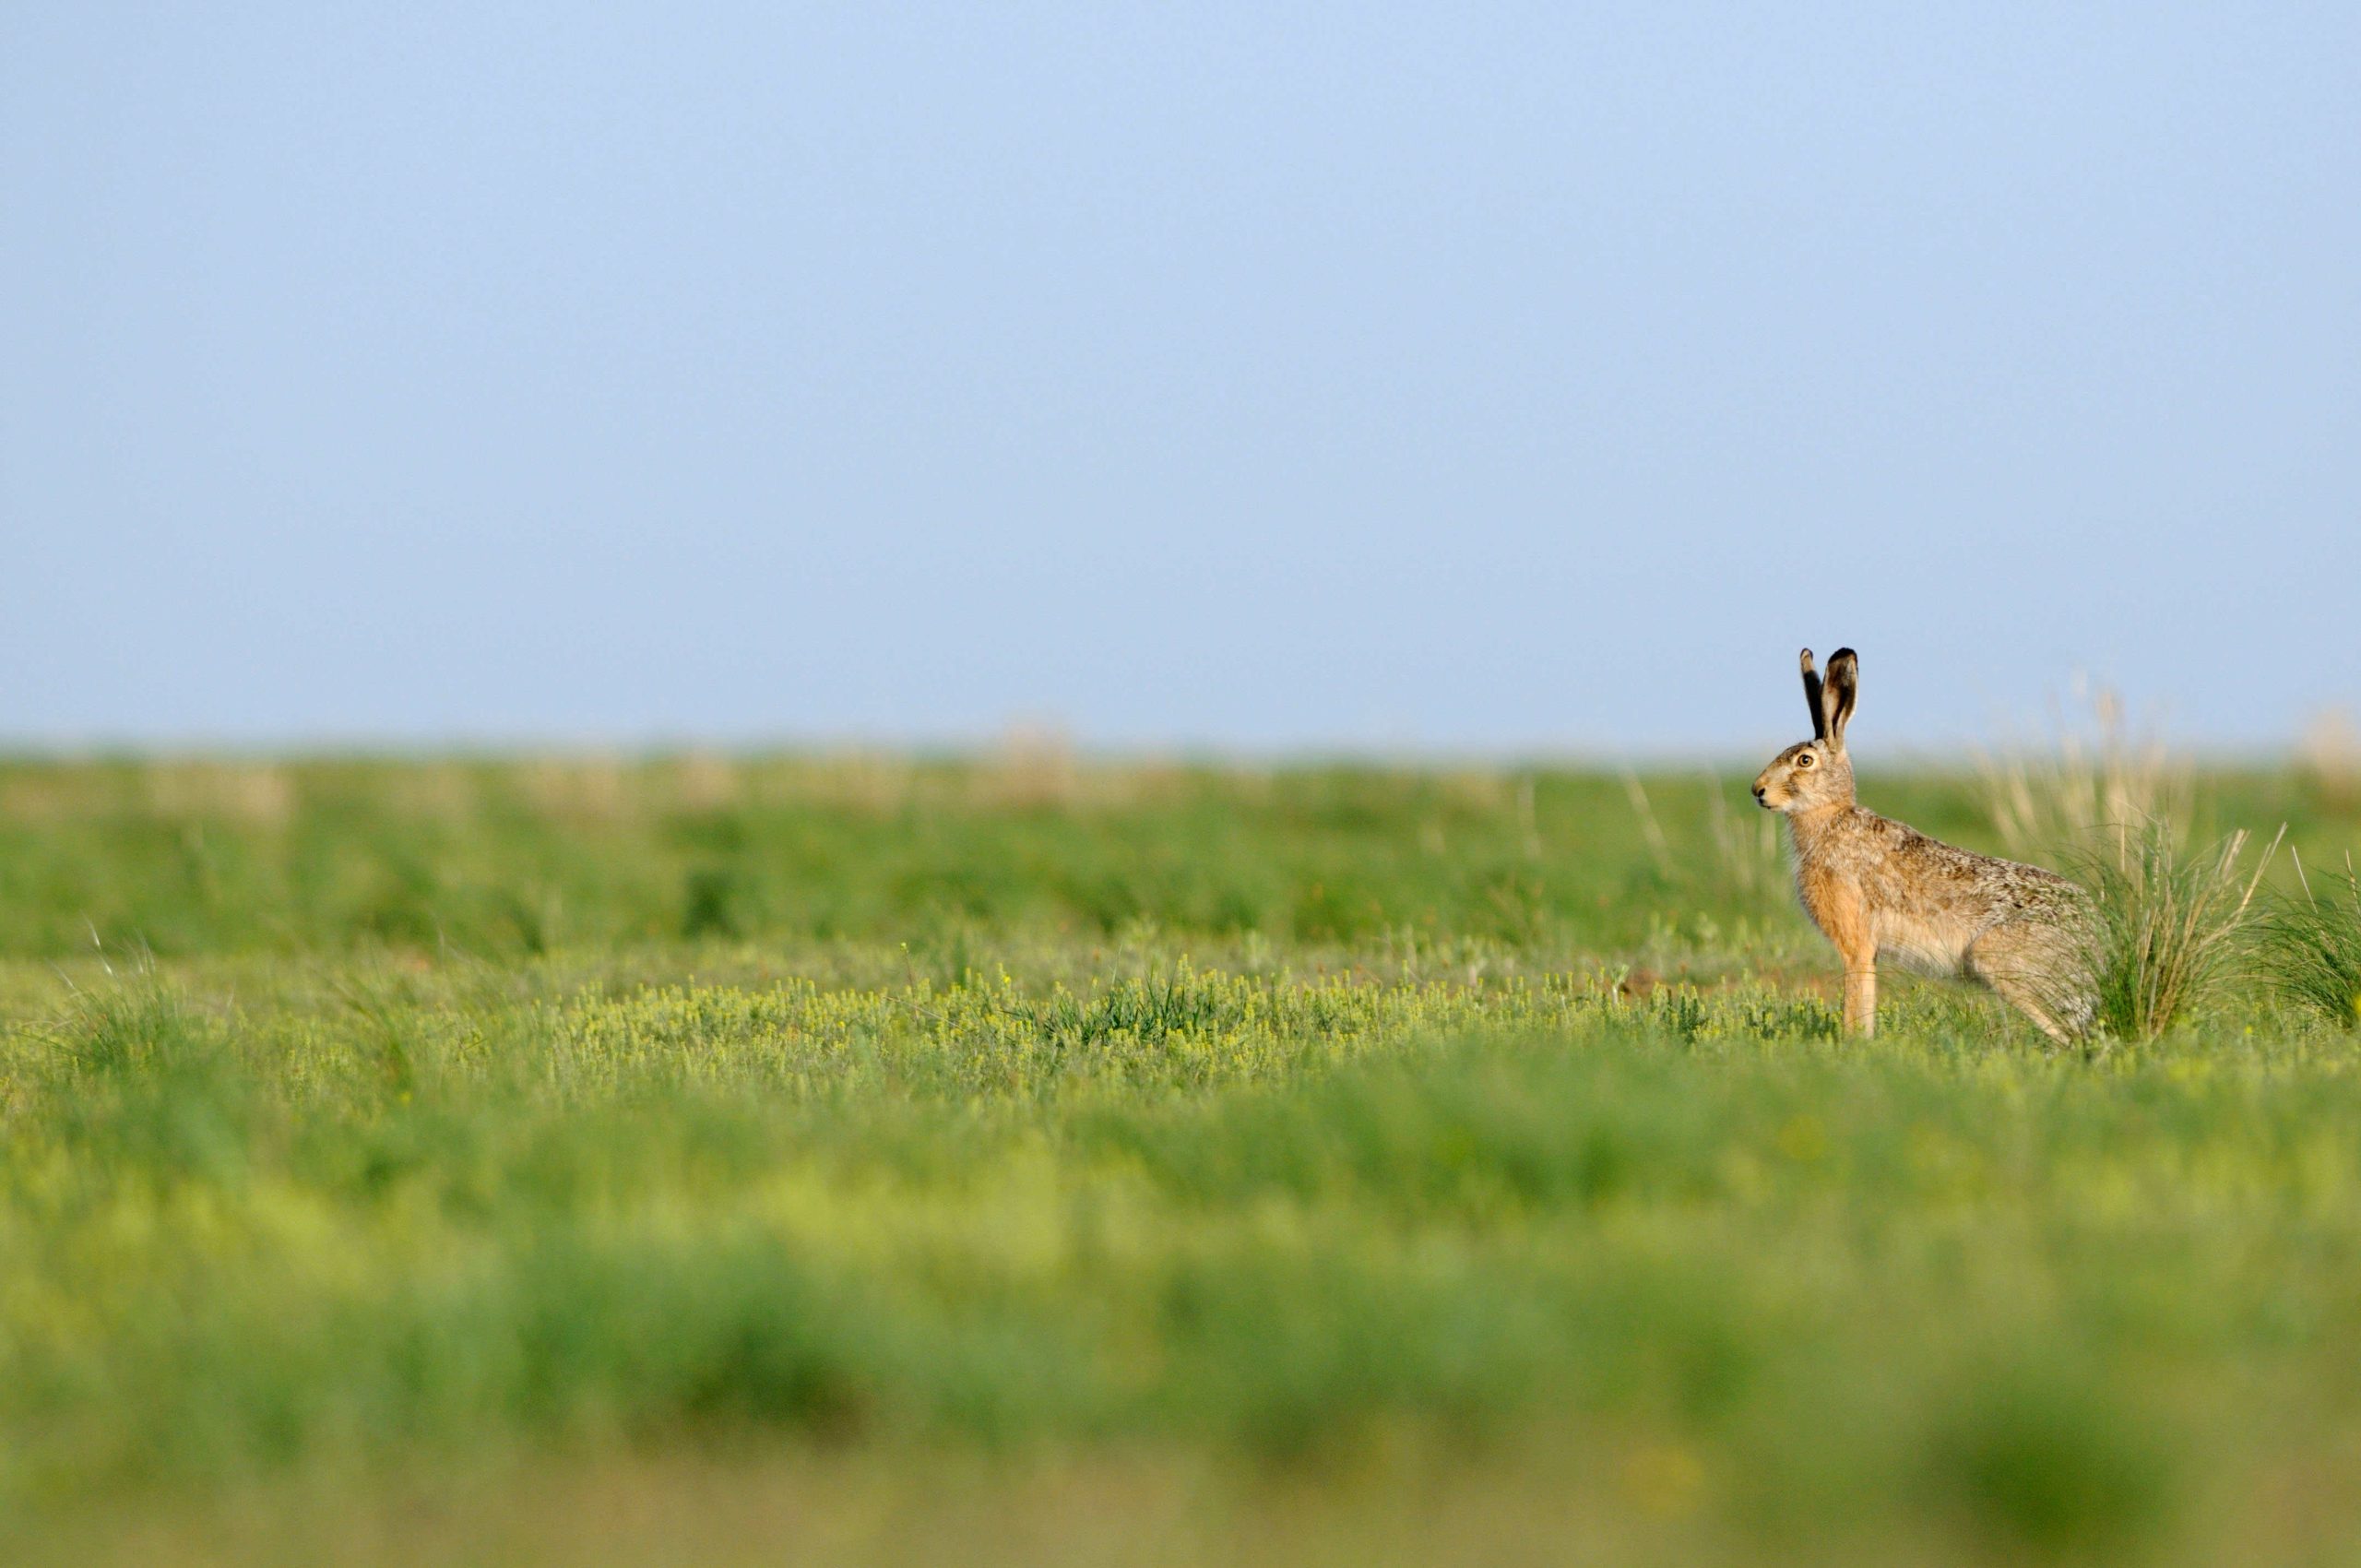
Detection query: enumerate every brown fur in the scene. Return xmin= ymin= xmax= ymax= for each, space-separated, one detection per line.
xmin=1753 ymin=647 xmax=2090 ymax=1042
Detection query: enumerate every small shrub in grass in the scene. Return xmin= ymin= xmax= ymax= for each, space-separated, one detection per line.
xmin=2260 ymin=853 xmax=2361 ymax=1028
xmin=2072 ymin=819 xmax=2278 ymax=1042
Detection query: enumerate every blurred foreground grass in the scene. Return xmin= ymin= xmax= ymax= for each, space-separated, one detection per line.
xmin=5 ymin=753 xmax=2361 ymax=1566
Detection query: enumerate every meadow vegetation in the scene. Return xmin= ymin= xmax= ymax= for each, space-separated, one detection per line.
xmin=4 ymin=752 xmax=2361 ymax=1566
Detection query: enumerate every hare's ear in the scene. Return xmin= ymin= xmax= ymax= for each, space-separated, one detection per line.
xmin=1823 ymin=647 xmax=1858 ymax=749
xmin=1799 ymin=649 xmax=1826 ymax=741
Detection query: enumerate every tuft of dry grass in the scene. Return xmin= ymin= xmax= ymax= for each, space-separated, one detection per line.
xmin=2072 ymin=820 xmax=2279 ymax=1042
xmin=2258 ymin=851 xmax=2361 ymax=1028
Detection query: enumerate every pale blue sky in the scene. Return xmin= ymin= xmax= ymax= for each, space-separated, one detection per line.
xmin=4 ymin=6 xmax=2355 ymax=754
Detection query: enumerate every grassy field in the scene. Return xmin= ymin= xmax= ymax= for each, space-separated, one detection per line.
xmin=4 ymin=752 xmax=2361 ymax=1566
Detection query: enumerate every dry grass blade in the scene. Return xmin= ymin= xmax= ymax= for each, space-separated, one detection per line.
xmin=1978 ymin=683 xmax=2193 ymax=861
xmin=1619 ymin=766 xmax=1675 ymax=880
xmin=1703 ymin=777 xmax=1784 ymax=906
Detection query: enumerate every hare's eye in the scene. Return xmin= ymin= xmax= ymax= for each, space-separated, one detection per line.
xmin=1797 ymin=754 xmax=1815 ymax=767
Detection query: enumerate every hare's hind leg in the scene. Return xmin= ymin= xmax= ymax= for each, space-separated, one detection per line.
xmin=1965 ymin=925 xmax=2073 ymax=1046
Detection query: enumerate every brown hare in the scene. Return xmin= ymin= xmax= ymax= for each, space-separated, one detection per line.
xmin=1752 ymin=647 xmax=2090 ymax=1042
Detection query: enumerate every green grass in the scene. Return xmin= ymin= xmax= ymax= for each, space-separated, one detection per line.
xmin=2260 ymin=854 xmax=2361 ymax=1029
xmin=4 ymin=754 xmax=2361 ymax=1566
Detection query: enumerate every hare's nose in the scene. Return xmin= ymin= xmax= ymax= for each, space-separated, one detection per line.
xmin=1751 ymin=784 xmax=1766 ymax=802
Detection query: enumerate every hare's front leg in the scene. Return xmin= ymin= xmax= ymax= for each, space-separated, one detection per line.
xmin=1841 ymin=961 xmax=1877 ymax=1037
xmin=1818 ymin=896 xmax=1878 ymax=1037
